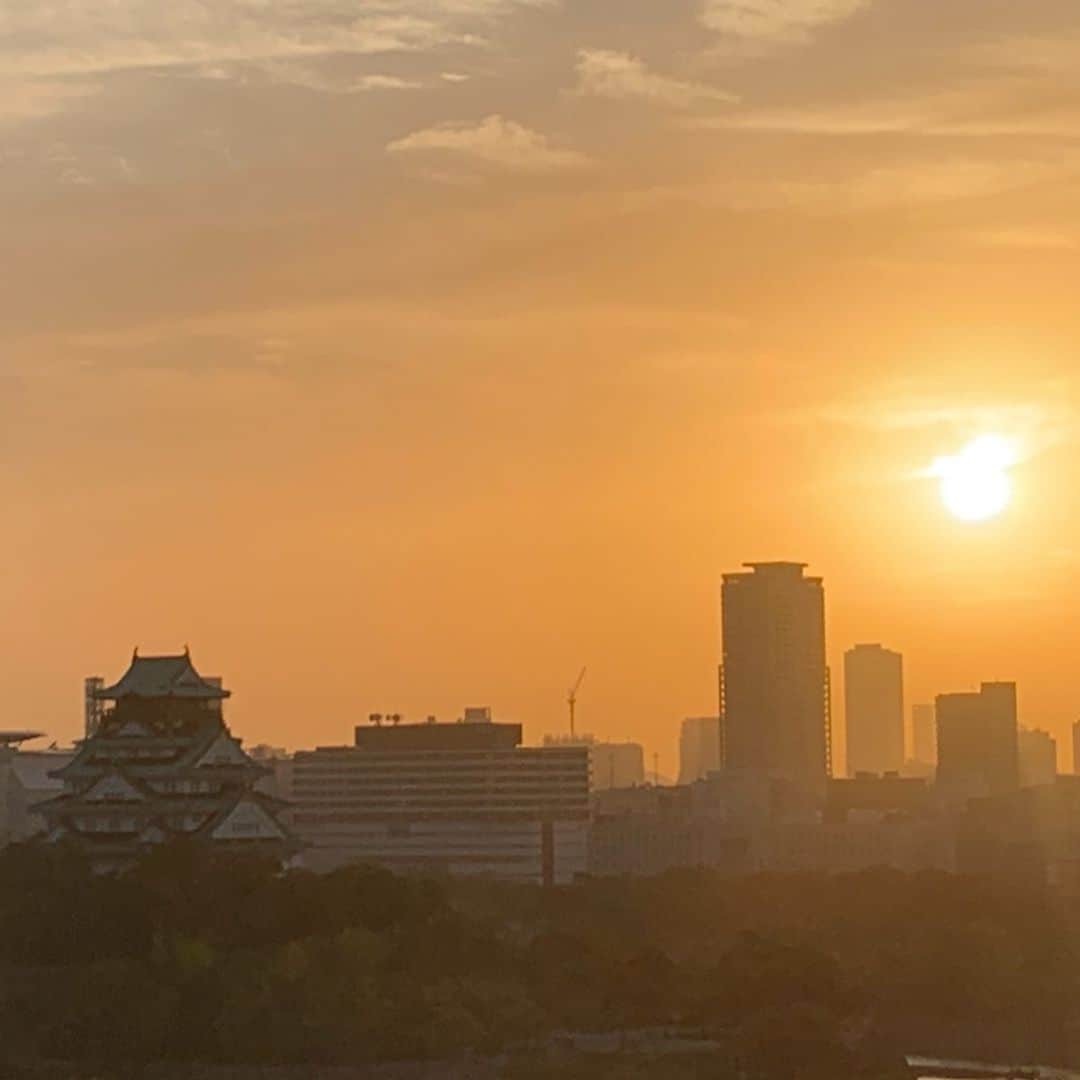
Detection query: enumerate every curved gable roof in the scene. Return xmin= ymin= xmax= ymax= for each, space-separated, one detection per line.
xmin=96 ymin=650 xmax=229 ymax=701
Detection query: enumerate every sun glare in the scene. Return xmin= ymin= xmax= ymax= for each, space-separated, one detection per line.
xmin=931 ymin=435 xmax=1017 ymax=522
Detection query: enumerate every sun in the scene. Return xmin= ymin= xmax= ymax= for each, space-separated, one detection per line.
xmin=930 ymin=435 xmax=1017 ymax=522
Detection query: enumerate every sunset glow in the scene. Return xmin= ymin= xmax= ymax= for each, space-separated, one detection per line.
xmin=932 ymin=435 xmax=1017 ymax=523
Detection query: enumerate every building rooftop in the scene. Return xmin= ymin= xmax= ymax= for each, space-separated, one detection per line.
xmin=95 ymin=649 xmax=229 ymax=701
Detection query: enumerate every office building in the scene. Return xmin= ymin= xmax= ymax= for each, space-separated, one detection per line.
xmin=293 ymin=710 xmax=589 ymax=885
xmin=911 ymin=703 xmax=937 ymax=767
xmin=844 ymin=644 xmax=904 ymax=777
xmin=37 ymin=650 xmax=294 ymax=872
xmin=678 ymin=717 xmax=722 ymax=785
xmin=543 ymin=734 xmax=645 ymax=791
xmin=936 ymin=682 xmax=1019 ymax=798
xmin=1018 ymin=727 xmax=1057 ymax=789
xmin=720 ymin=562 xmax=830 ymax=789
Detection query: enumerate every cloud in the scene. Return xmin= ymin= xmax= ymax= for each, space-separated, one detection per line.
xmin=250 ymin=62 xmax=425 ymax=94
xmin=0 ymin=1 xmax=551 ymax=83
xmin=387 ymin=114 xmax=589 ymax=172
xmin=702 ymin=0 xmax=867 ymax=43
xmin=575 ymin=49 xmax=737 ymax=108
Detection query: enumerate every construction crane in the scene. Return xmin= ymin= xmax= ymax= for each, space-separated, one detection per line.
xmin=567 ymin=667 xmax=587 ymax=739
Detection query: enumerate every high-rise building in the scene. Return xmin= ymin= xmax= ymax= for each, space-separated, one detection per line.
xmin=911 ymin=704 xmax=937 ymax=766
xmin=1018 ymin=727 xmax=1058 ymax=789
xmin=936 ymin=682 xmax=1019 ymax=797
xmin=1073 ymin=721 xmax=1080 ymax=776
xmin=720 ymin=562 xmax=830 ymax=790
xmin=679 ymin=717 xmax=723 ymax=785
xmin=844 ymin=644 xmax=904 ymax=777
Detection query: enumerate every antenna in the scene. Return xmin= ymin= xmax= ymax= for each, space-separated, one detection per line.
xmin=567 ymin=667 xmax=587 ymax=739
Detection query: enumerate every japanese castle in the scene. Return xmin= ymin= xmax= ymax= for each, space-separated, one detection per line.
xmin=37 ymin=649 xmax=294 ymax=871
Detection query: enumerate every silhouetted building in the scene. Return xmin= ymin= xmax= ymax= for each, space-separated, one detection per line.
xmin=936 ymin=682 xmax=1019 ymax=799
xmin=543 ymin=734 xmax=645 ymax=791
xmin=678 ymin=716 xmax=722 ymax=785
xmin=590 ymin=771 xmax=951 ymax=877
xmin=0 ymin=733 xmax=73 ymax=846
xmin=293 ymin=711 xmax=589 ymax=884
xmin=720 ymin=562 xmax=830 ymax=789
xmin=1073 ymin=721 xmax=1080 ymax=776
xmin=911 ymin=703 xmax=937 ymax=767
xmin=1019 ymin=727 xmax=1057 ymax=789
xmin=36 ymin=651 xmax=294 ymax=872
xmin=957 ymin=776 xmax=1080 ymax=891
xmin=844 ymin=644 xmax=904 ymax=776
xmin=825 ymin=773 xmax=930 ymax=824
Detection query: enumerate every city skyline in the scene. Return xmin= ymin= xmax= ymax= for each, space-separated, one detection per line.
xmin=4 ymin=0 xmax=1080 ymax=777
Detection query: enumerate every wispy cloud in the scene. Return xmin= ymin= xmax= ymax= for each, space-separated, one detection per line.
xmin=387 ymin=114 xmax=589 ymax=172
xmin=0 ymin=0 xmax=551 ymax=83
xmin=575 ymin=49 xmax=737 ymax=109
xmin=702 ymin=0 xmax=867 ymax=44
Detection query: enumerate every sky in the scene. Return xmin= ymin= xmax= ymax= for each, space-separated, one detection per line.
xmin=3 ymin=0 xmax=1080 ymax=774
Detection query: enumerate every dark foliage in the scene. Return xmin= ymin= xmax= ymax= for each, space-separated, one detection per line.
xmin=0 ymin=841 xmax=1076 ymax=1075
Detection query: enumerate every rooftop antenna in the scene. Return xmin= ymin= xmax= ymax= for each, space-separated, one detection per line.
xmin=567 ymin=667 xmax=587 ymax=739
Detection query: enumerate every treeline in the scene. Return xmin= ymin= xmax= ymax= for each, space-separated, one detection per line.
xmin=0 ymin=841 xmax=1076 ymax=1075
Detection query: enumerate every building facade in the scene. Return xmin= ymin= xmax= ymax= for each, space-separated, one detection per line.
xmin=844 ymin=644 xmax=904 ymax=777
xmin=0 ymin=734 xmax=74 ymax=846
xmin=1018 ymin=727 xmax=1058 ymax=789
xmin=678 ymin=717 xmax=722 ymax=785
xmin=543 ymin=734 xmax=645 ymax=791
xmin=911 ymin=703 xmax=937 ymax=768
xmin=936 ymin=682 xmax=1020 ymax=799
xmin=36 ymin=651 xmax=293 ymax=871
xmin=293 ymin=714 xmax=589 ymax=885
xmin=720 ymin=562 xmax=830 ymax=790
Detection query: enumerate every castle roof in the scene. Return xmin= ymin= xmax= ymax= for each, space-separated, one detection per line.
xmin=96 ymin=650 xmax=229 ymax=701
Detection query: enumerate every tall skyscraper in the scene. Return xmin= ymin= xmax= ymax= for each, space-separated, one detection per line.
xmin=1018 ymin=727 xmax=1057 ymax=788
xmin=720 ymin=562 xmax=830 ymax=790
xmin=911 ymin=704 xmax=937 ymax=766
xmin=936 ymin=682 xmax=1019 ymax=796
xmin=678 ymin=716 xmax=722 ymax=785
xmin=844 ymin=644 xmax=904 ymax=776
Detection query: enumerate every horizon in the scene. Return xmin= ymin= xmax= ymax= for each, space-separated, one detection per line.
xmin=4 ymin=0 xmax=1080 ymax=777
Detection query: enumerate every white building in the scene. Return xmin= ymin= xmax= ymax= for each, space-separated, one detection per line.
xmin=293 ymin=713 xmax=589 ymax=884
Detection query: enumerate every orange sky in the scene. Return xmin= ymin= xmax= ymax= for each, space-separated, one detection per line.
xmin=2 ymin=0 xmax=1080 ymax=774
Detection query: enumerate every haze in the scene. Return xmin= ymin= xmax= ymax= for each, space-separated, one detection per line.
xmin=3 ymin=0 xmax=1080 ymax=772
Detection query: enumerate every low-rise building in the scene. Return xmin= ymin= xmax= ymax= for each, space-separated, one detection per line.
xmin=0 ymin=734 xmax=74 ymax=845
xmin=293 ymin=711 xmax=589 ymax=884
xmin=544 ymin=733 xmax=645 ymax=791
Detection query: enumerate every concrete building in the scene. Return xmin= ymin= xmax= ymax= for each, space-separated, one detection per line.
xmin=589 ymin=771 xmax=952 ymax=878
xmin=678 ymin=717 xmax=722 ymax=785
xmin=1018 ymin=727 xmax=1057 ymax=789
xmin=293 ymin=711 xmax=589 ymax=885
xmin=720 ymin=562 xmax=830 ymax=789
xmin=37 ymin=651 xmax=294 ymax=872
xmin=543 ymin=734 xmax=645 ymax=791
xmin=936 ymin=682 xmax=1019 ymax=799
xmin=844 ymin=644 xmax=904 ymax=777
xmin=0 ymin=734 xmax=74 ymax=846
xmin=911 ymin=703 xmax=937 ymax=768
